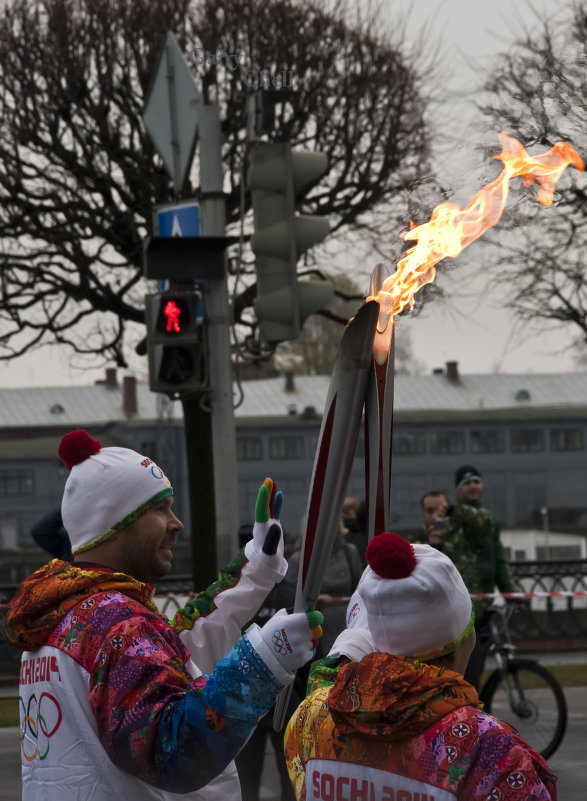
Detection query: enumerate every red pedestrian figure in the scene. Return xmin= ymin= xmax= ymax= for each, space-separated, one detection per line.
xmin=164 ymin=300 xmax=181 ymax=332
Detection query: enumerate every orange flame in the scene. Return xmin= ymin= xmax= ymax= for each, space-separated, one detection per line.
xmin=367 ymin=132 xmax=584 ymax=363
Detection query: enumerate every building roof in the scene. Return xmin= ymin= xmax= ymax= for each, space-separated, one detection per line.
xmin=0 ymin=368 xmax=586 ymax=429
xmin=0 ymin=382 xmax=163 ymax=429
xmin=235 ymin=371 xmax=587 ymax=419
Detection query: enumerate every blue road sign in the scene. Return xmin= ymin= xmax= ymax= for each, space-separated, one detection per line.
xmin=152 ymin=202 xmax=204 ymax=319
xmin=156 ymin=202 xmax=200 ymax=237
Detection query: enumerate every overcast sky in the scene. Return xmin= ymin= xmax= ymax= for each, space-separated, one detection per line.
xmin=375 ymin=0 xmax=584 ymax=377
xmin=1 ymin=0 xmax=584 ymax=389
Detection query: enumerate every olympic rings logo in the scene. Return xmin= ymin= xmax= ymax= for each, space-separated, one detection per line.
xmin=151 ymin=465 xmax=171 ymax=485
xmin=271 ymin=629 xmax=288 ymax=656
xmin=20 ymin=692 xmax=63 ymax=762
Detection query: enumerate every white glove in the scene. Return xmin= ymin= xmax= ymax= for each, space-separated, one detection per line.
xmin=256 ymin=608 xmax=323 ymax=676
xmin=251 ymin=478 xmax=285 ymax=565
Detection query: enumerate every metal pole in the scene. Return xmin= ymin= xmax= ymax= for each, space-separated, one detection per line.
xmin=198 ymin=105 xmax=240 ymax=567
xmin=541 ymin=506 xmax=550 ymax=561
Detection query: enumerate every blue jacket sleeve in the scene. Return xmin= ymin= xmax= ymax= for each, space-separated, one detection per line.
xmin=91 ymin=617 xmax=283 ymax=793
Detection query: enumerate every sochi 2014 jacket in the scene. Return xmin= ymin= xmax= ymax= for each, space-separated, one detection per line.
xmin=285 ymin=652 xmax=556 ymax=801
xmin=7 ymin=541 xmax=288 ymax=801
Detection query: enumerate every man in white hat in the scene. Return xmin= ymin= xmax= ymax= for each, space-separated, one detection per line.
xmin=285 ymin=532 xmax=556 ymax=801
xmin=7 ymin=430 xmax=323 ymax=801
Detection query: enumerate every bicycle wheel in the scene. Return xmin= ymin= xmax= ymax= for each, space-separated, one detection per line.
xmin=480 ymin=658 xmax=567 ymax=759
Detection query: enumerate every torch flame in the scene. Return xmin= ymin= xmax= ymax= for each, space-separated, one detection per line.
xmin=367 ymin=132 xmax=584 ymax=363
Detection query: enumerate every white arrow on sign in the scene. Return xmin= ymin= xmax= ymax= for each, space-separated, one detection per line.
xmin=143 ymin=31 xmax=202 ymax=191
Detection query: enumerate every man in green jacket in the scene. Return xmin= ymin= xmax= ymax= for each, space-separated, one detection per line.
xmin=445 ymin=464 xmax=518 ymax=689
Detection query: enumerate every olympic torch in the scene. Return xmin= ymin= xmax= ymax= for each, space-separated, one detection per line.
xmin=364 ymin=264 xmax=395 ymax=541
xmin=273 ymin=299 xmax=380 ymax=729
xmin=272 ymin=132 xmax=583 ymax=730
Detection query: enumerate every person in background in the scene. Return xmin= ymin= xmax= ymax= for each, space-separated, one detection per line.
xmin=31 ymin=506 xmax=72 ymax=561
xmin=342 ymin=497 xmax=359 ymax=534
xmin=445 ymin=465 xmax=519 ymax=689
xmin=418 ymin=489 xmax=450 ymax=548
xmin=343 ymin=497 xmax=367 ymax=567
xmin=7 ymin=430 xmax=322 ymax=801
xmin=285 ymin=533 xmax=556 ymax=801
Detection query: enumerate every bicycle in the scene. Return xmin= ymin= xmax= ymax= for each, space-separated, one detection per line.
xmin=479 ymin=603 xmax=567 ymax=760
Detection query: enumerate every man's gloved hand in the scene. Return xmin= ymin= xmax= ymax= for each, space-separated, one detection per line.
xmin=258 ymin=608 xmax=323 ymax=675
xmin=252 ymin=478 xmax=285 ymax=562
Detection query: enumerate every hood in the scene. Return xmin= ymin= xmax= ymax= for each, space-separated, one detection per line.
xmin=328 ymin=652 xmax=480 ymax=741
xmin=6 ymin=559 xmax=157 ymax=651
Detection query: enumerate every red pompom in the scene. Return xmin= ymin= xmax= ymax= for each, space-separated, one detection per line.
xmin=58 ymin=430 xmax=102 ymax=471
xmin=366 ymin=532 xmax=417 ymax=579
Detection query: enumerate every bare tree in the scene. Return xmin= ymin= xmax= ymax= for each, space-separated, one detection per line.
xmin=0 ymin=0 xmax=436 ymax=369
xmin=477 ymin=4 xmax=587 ymax=352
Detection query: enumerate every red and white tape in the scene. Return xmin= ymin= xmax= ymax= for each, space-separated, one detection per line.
xmin=470 ymin=590 xmax=587 ymax=599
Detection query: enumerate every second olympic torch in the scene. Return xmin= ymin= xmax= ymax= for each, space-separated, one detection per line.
xmin=273 ymin=299 xmax=380 ymax=729
xmin=364 ymin=263 xmax=395 ymax=541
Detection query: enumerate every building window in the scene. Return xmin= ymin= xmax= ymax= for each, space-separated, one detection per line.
xmin=237 ymin=437 xmax=263 ymax=461
xmin=471 ymin=430 xmax=505 ymax=454
xmin=393 ymin=432 xmax=427 ymax=456
xmin=269 ymin=436 xmax=305 ymax=460
xmin=430 ymin=431 xmax=464 ymax=455
xmin=0 ymin=471 xmax=34 ymax=495
xmin=550 ymin=428 xmax=584 ymax=452
xmin=536 ymin=545 xmax=582 ymax=560
xmin=511 ymin=429 xmax=545 ymax=453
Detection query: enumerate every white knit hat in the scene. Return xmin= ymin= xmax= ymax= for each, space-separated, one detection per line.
xmin=59 ymin=430 xmax=173 ymax=555
xmin=358 ymin=532 xmax=473 ymax=660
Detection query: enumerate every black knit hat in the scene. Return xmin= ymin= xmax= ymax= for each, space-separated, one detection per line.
xmin=455 ymin=465 xmax=482 ymax=488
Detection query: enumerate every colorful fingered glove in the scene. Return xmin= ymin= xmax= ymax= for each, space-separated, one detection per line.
xmin=259 ymin=608 xmax=324 ymax=675
xmin=253 ymin=477 xmax=284 ymax=560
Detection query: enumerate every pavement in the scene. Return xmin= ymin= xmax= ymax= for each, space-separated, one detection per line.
xmin=1 ymin=651 xmax=586 ymax=800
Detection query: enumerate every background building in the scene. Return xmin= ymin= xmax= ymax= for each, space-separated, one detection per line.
xmin=1 ymin=363 xmax=586 ymax=578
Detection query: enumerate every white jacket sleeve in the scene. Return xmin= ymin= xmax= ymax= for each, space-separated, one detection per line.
xmin=171 ymin=542 xmax=287 ymax=673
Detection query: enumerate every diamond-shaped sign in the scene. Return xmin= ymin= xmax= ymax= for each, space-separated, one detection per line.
xmin=144 ymin=31 xmax=202 ymax=191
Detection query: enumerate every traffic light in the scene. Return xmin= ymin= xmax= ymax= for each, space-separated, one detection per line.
xmin=247 ymin=142 xmax=334 ymax=343
xmin=145 ymin=290 xmax=205 ymax=395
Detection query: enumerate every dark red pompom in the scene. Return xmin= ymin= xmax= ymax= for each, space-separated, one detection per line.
xmin=366 ymin=532 xmax=417 ymax=579
xmin=58 ymin=430 xmax=102 ymax=471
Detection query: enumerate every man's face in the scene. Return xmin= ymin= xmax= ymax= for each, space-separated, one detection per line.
xmin=115 ymin=497 xmax=183 ymax=583
xmin=457 ymin=478 xmax=483 ymax=504
xmin=421 ymin=494 xmax=448 ymax=530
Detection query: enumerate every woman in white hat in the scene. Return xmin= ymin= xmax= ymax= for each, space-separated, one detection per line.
xmin=285 ymin=532 xmax=556 ymax=801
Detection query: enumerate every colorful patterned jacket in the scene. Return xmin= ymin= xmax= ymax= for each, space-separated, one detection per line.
xmin=7 ymin=541 xmax=288 ymax=801
xmin=285 ymin=653 xmax=556 ymax=801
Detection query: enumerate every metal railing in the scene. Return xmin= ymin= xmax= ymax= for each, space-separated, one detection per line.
xmin=2 ymin=560 xmax=587 ymax=676
xmin=507 ymin=560 xmax=587 ymax=643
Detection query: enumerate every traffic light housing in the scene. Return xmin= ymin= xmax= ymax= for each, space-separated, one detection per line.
xmin=247 ymin=142 xmax=334 ymax=343
xmin=145 ymin=290 xmax=205 ymax=395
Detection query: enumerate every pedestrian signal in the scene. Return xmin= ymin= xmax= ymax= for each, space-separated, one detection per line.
xmin=145 ymin=290 xmax=205 ymax=396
